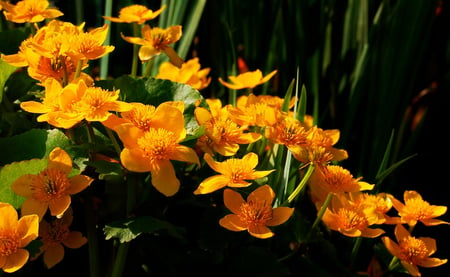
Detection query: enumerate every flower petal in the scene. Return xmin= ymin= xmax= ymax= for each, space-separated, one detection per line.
xmin=120 ymin=148 xmax=151 ymax=172
xmin=2 ymin=249 xmax=29 ymax=273
xmin=194 ymin=175 xmax=229 ymax=195
xmin=48 ymin=195 xmax=71 ymax=218
xmin=247 ymin=184 xmax=275 ymax=203
xmin=248 ymin=224 xmax=274 ymax=239
xmin=17 ymin=214 xmax=39 ymax=247
xmin=11 ymin=174 xmax=35 ymax=198
xmin=43 ymin=244 xmax=65 ymax=269
xmin=20 ymin=198 xmax=48 ymax=220
xmin=266 ymin=207 xmax=294 ymax=226
xmin=150 ymin=160 xmax=179 ymax=196
xmin=67 ymin=175 xmax=93 ymax=195
xmin=219 ymin=214 xmax=247 ymax=231
xmin=223 ymin=188 xmax=245 ymax=214
xmin=48 ymin=147 xmax=72 ymax=174
xmin=63 ymin=232 xmax=88 ymax=249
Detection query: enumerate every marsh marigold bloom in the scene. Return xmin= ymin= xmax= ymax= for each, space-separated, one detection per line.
xmin=228 ymin=93 xmax=281 ymax=127
xmin=219 ymin=185 xmax=294 ymax=239
xmin=34 ymin=208 xmax=87 ymax=269
xmin=321 ymin=193 xmax=385 ymax=238
xmin=103 ymin=4 xmax=166 ymax=24
xmin=382 ymin=224 xmax=447 ymax=277
xmin=156 ymin=57 xmax=211 ymax=90
xmin=121 ymin=24 xmax=183 ymax=66
xmin=390 ymin=190 xmax=449 ymax=227
xmin=195 ymin=98 xmax=262 ymax=156
xmin=102 ymin=101 xmax=184 ymax=132
xmin=114 ymin=104 xmax=200 ymax=196
xmin=218 ymin=69 xmax=278 ymax=90
xmin=20 ymin=78 xmax=132 ymax=129
xmin=0 ymin=0 xmax=63 ymax=23
xmin=11 ymin=147 xmax=93 ymax=220
xmin=194 ymin=152 xmax=275 ymax=194
xmin=0 ymin=202 xmax=39 ymax=273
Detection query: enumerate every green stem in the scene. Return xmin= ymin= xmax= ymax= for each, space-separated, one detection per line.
xmin=100 ymin=0 xmax=113 ymax=80
xmin=84 ymin=190 xmax=100 ymax=277
xmin=130 ymin=23 xmax=140 ymax=78
xmin=111 ymin=242 xmax=130 ymax=277
xmin=387 ymin=256 xmax=399 ymax=271
xmin=105 ymin=127 xmax=122 ymax=157
xmin=286 ymin=163 xmax=315 ymax=204
xmin=309 ymin=192 xmax=333 ymax=233
xmin=350 ymin=236 xmax=363 ymax=268
xmin=143 ymin=58 xmax=155 ymax=77
xmin=111 ymin=173 xmax=137 ymax=276
xmin=74 ymin=59 xmax=84 ymax=80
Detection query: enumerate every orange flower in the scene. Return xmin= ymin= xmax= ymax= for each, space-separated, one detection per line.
xmin=114 ymin=104 xmax=200 ymax=196
xmin=309 ymin=165 xmax=374 ymax=195
xmin=11 ymin=147 xmax=93 ymax=220
xmin=228 ymin=93 xmax=281 ymax=127
xmin=390 ymin=190 xmax=449 ymax=227
xmin=194 ymin=98 xmax=261 ymax=156
xmin=103 ymin=4 xmax=166 ymax=24
xmin=121 ymin=24 xmax=183 ymax=65
xmin=321 ymin=193 xmax=385 ymax=238
xmin=218 ymin=69 xmax=277 ymax=90
xmin=291 ymin=126 xmax=348 ymax=165
xmin=0 ymin=202 xmax=39 ymax=273
xmin=194 ymin=152 xmax=275 ymax=194
xmin=219 ymin=185 xmax=294 ymax=239
xmin=0 ymin=0 xmax=63 ymax=23
xmin=156 ymin=57 xmax=211 ymax=90
xmin=34 ymin=208 xmax=87 ymax=269
xmin=382 ymin=224 xmax=447 ymax=277
xmin=20 ymin=78 xmax=133 ymax=129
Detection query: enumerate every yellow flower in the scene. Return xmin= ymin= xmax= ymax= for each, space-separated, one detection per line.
xmin=103 ymin=4 xmax=166 ymax=24
xmin=114 ymin=104 xmax=200 ymax=196
xmin=309 ymin=165 xmax=374 ymax=195
xmin=0 ymin=0 xmax=63 ymax=23
xmin=291 ymin=126 xmax=348 ymax=165
xmin=0 ymin=202 xmax=39 ymax=273
xmin=66 ymin=23 xmax=115 ymax=61
xmin=321 ymin=193 xmax=385 ymax=238
xmin=0 ymin=20 xmax=111 ymax=85
xmin=265 ymin=113 xmax=309 ymax=148
xmin=11 ymin=147 xmax=93 ymax=220
xmin=102 ymin=101 xmax=184 ymax=132
xmin=20 ymin=78 xmax=132 ymax=129
xmin=194 ymin=152 xmax=275 ymax=194
xmin=228 ymin=93 xmax=280 ymax=127
xmin=194 ymin=98 xmax=262 ymax=156
xmin=156 ymin=57 xmax=211 ymax=90
xmin=382 ymin=224 xmax=447 ymax=277
xmin=218 ymin=69 xmax=277 ymax=90
xmin=390 ymin=190 xmax=449 ymax=227
xmin=121 ymin=24 xmax=183 ymax=65
xmin=219 ymin=185 xmax=294 ymax=239
xmin=34 ymin=207 xmax=87 ymax=269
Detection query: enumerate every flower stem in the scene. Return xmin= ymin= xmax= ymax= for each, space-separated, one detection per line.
xmin=350 ymin=236 xmax=363 ymax=268
xmin=308 ymin=192 xmax=333 ymax=236
xmin=111 ymin=242 xmax=130 ymax=277
xmin=286 ymin=163 xmax=315 ymax=204
xmin=84 ymin=190 xmax=100 ymax=277
xmin=130 ymin=22 xmax=140 ymax=78
xmin=74 ymin=59 xmax=84 ymax=80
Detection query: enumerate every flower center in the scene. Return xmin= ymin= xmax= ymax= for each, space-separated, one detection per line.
xmin=337 ymin=208 xmax=368 ymax=230
xmin=399 ymin=237 xmax=429 ymax=264
xmin=403 ymin=198 xmax=433 ymax=220
xmin=239 ymin=200 xmax=273 ymax=227
xmin=42 ymin=221 xmax=70 ymax=246
xmin=31 ymin=168 xmax=71 ymax=202
xmin=137 ymin=128 xmax=176 ymax=162
xmin=0 ymin=232 xmax=20 ymax=257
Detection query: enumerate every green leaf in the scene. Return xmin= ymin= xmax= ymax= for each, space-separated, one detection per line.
xmin=86 ymin=160 xmax=123 ymax=183
xmin=100 ymin=75 xmax=207 ymax=139
xmin=104 ymin=216 xmax=186 ymax=243
xmin=0 ymin=128 xmax=88 ymax=173
xmin=0 ymin=158 xmax=48 ymax=209
xmin=0 ymin=59 xmax=17 ymax=103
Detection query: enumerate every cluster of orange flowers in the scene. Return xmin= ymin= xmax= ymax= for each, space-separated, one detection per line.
xmin=0 ymin=1 xmax=448 ymax=276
